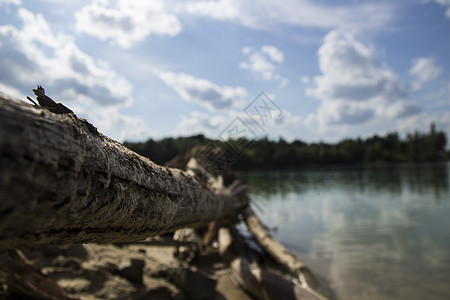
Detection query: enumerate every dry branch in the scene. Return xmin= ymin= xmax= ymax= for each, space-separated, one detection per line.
xmin=230 ymin=258 xmax=326 ymax=300
xmin=0 ymin=94 xmax=248 ymax=249
xmin=243 ymin=207 xmax=320 ymax=290
xmin=217 ymin=226 xmax=327 ymax=300
xmin=0 ymin=249 xmax=76 ymax=299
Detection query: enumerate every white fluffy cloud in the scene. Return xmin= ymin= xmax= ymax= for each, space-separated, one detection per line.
xmin=433 ymin=0 xmax=450 ymax=17
xmin=156 ymin=71 xmax=247 ymax=111
xmin=75 ymin=0 xmax=182 ymax=48
xmin=306 ymin=30 xmax=420 ymax=133
xmin=0 ymin=8 xmax=155 ymax=141
xmin=183 ymin=0 xmax=239 ymax=21
xmin=77 ymin=105 xmax=154 ymax=142
xmin=0 ymin=0 xmax=21 ymax=5
xmin=409 ymin=57 xmax=442 ymax=90
xmin=175 ymin=111 xmax=231 ymax=136
xmin=301 ymin=76 xmax=310 ymax=84
xmin=261 ymin=45 xmax=284 ymax=63
xmin=183 ymin=0 xmax=395 ymax=32
xmin=308 ymin=30 xmax=405 ymax=102
xmin=394 ymin=110 xmax=450 ymax=142
xmin=239 ymin=45 xmax=288 ymax=86
xmin=174 ymin=106 xmax=302 ymax=141
xmin=0 ymin=8 xmax=132 ymax=106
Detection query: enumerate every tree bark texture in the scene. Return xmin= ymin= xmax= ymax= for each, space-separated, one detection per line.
xmin=0 ymin=95 xmax=248 ymax=249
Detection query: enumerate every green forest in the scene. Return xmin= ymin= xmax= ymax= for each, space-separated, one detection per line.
xmin=124 ymin=124 xmax=448 ymax=170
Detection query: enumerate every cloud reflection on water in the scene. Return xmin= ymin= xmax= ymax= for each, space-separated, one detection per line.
xmin=242 ymin=163 xmax=450 ymax=300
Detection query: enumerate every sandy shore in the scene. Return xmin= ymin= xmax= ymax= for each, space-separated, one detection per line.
xmin=19 ymin=242 xmax=253 ymax=299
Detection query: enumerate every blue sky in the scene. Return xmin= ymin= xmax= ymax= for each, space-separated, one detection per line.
xmin=0 ymin=0 xmax=449 ymax=144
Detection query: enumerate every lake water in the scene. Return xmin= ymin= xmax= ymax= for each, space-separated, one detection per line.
xmin=240 ymin=162 xmax=450 ymax=300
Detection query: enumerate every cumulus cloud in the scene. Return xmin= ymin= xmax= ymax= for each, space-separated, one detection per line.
xmin=306 ymin=30 xmax=419 ymax=133
xmin=409 ymin=57 xmax=442 ymax=90
xmin=301 ymin=76 xmax=310 ymax=84
xmin=183 ymin=0 xmax=239 ymax=21
xmin=309 ymin=100 xmax=422 ymax=131
xmin=308 ymin=30 xmax=405 ymax=102
xmin=0 ymin=0 xmax=21 ymax=5
xmin=432 ymin=0 xmax=450 ymax=17
xmin=174 ymin=106 xmax=301 ymax=141
xmin=77 ymin=105 xmax=154 ymax=142
xmin=395 ymin=110 xmax=450 ymax=142
xmin=75 ymin=0 xmax=182 ymax=48
xmin=383 ymin=101 xmax=423 ymax=119
xmin=305 ymin=100 xmax=374 ymax=131
xmin=239 ymin=45 xmax=288 ymax=87
xmin=183 ymin=0 xmax=395 ymax=32
xmin=175 ymin=109 xmax=259 ymax=138
xmin=0 ymin=8 xmax=132 ymax=106
xmin=155 ymin=71 xmax=247 ymax=111
xmin=261 ymin=45 xmax=284 ymax=63
xmin=0 ymin=8 xmax=155 ymax=141
xmin=175 ymin=111 xmax=231 ymax=136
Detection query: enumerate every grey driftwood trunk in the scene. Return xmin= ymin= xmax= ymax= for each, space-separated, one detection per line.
xmin=0 ymin=94 xmax=248 ymax=249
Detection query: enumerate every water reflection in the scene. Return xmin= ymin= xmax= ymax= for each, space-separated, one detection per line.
xmin=241 ymin=162 xmax=450 ymax=300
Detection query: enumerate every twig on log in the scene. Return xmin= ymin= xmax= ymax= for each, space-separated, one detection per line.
xmin=28 ymin=85 xmax=74 ymax=114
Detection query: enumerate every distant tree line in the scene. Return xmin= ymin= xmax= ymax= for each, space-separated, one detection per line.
xmin=123 ymin=125 xmax=448 ymax=170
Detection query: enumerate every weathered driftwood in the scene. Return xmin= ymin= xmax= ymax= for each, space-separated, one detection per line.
xmin=217 ymin=227 xmax=327 ymax=300
xmin=202 ymin=220 xmax=220 ymax=246
xmin=230 ymin=258 xmax=325 ymax=300
xmin=0 ymin=93 xmax=248 ymax=249
xmin=243 ymin=207 xmax=319 ymax=289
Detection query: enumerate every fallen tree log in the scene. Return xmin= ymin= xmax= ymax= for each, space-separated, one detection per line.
xmin=0 ymin=92 xmax=248 ymax=249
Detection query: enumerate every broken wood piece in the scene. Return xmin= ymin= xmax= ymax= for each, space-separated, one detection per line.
xmin=243 ymin=207 xmax=320 ymax=290
xmin=173 ymin=228 xmax=202 ymax=262
xmin=116 ymin=258 xmax=145 ymax=284
xmin=218 ymin=226 xmax=234 ymax=258
xmin=153 ymin=267 xmax=217 ymax=300
xmin=231 ymin=257 xmax=325 ymax=300
xmin=31 ymin=85 xmax=74 ymax=114
xmin=0 ymin=94 xmax=248 ymax=249
xmin=203 ymin=221 xmax=220 ymax=246
xmin=0 ymin=249 xmax=76 ymax=299
xmin=217 ymin=226 xmax=251 ymax=261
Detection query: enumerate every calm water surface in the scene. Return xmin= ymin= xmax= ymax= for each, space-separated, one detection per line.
xmin=240 ymin=162 xmax=450 ymax=300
